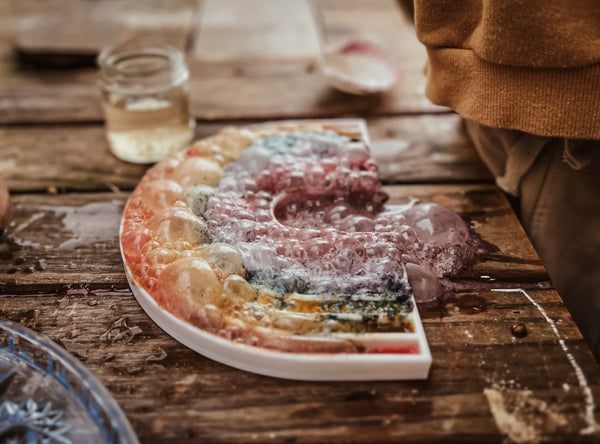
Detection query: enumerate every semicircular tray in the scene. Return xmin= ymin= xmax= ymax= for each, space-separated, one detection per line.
xmin=120 ymin=119 xmax=432 ymax=380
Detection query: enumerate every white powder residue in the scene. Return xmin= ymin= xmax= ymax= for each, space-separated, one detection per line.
xmin=484 ymin=388 xmax=541 ymax=444
xmin=491 ymin=289 xmax=598 ymax=435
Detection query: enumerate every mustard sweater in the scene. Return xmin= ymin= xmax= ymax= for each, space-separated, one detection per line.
xmin=414 ymin=0 xmax=600 ymax=139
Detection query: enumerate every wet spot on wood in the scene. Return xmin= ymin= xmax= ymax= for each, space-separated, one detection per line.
xmin=454 ymin=293 xmax=488 ymax=314
xmin=99 ymin=317 xmax=143 ymax=342
xmin=464 ymin=190 xmax=505 ymax=208
xmin=415 ymin=299 xmax=450 ymax=319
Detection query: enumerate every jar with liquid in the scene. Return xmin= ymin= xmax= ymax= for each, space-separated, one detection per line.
xmin=98 ymin=39 xmax=195 ymax=163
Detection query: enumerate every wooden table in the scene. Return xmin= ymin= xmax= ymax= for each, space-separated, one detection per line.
xmin=1 ymin=1 xmax=599 ymax=442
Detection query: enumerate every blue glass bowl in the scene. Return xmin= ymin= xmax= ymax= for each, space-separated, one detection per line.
xmin=0 ymin=318 xmax=138 ymax=444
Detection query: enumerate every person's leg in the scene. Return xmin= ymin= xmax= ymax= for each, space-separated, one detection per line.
xmin=465 ymin=120 xmax=600 ymax=358
xmin=520 ymin=139 xmax=600 ymax=355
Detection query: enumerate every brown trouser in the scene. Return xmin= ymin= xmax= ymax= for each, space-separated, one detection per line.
xmin=465 ymin=120 xmax=600 ymax=360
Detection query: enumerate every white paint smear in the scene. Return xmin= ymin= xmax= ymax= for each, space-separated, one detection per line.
xmin=8 ymin=202 xmax=122 ymax=251
xmin=45 ymin=202 xmax=122 ymax=250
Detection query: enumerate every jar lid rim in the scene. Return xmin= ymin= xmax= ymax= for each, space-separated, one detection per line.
xmin=98 ymin=38 xmax=189 ymax=92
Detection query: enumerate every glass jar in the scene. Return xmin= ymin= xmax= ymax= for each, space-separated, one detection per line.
xmin=98 ymin=39 xmax=195 ymax=163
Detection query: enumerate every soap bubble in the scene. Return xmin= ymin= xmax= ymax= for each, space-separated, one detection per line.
xmin=204 ymin=242 xmax=244 ymax=276
xmin=306 ymin=238 xmax=332 ymax=259
xmin=254 ymin=210 xmax=272 ymax=223
xmin=305 ymin=164 xmax=326 ymax=188
xmin=188 ymin=139 xmax=221 ymax=155
xmin=173 ymin=157 xmax=224 ymax=187
xmin=121 ymin=226 xmax=152 ymax=256
xmin=192 ymin=130 xmax=481 ymax=302
xmin=353 ymin=171 xmax=379 ymax=194
xmin=216 ymin=176 xmax=237 ymax=192
xmin=398 ymin=225 xmax=419 ymax=245
xmin=366 ymin=257 xmax=403 ymax=276
xmin=345 ymin=142 xmax=370 ymax=163
xmin=147 ymin=205 xmax=210 ymax=244
xmin=230 ymin=207 xmax=255 ymax=221
xmin=339 ymin=215 xmax=375 ymax=233
xmin=325 ymin=203 xmax=353 ymax=224
xmin=405 ymin=262 xmax=442 ymax=303
xmin=141 ymin=179 xmax=184 ymax=211
xmin=235 ymin=145 xmax=272 ymax=173
xmin=283 ymin=171 xmax=305 ymax=189
xmin=158 ymin=257 xmax=225 ymax=311
xmin=364 ymin=241 xmax=387 ymax=258
xmin=215 ymin=127 xmax=253 ymax=159
xmin=145 ymin=246 xmax=182 ymax=267
xmin=236 ymin=219 xmax=257 ymax=242
xmin=223 ymin=274 xmax=258 ymax=303
xmin=373 ymin=223 xmax=391 ymax=233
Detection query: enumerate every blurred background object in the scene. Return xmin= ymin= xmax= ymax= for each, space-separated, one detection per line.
xmin=98 ymin=38 xmax=195 ymax=163
xmin=0 ymin=180 xmax=10 ymax=230
xmin=15 ymin=19 xmax=129 ymax=68
xmin=12 ymin=0 xmax=195 ymax=70
xmin=319 ymin=38 xmax=400 ymax=95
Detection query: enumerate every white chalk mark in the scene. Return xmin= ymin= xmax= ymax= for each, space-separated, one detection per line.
xmin=492 ymin=288 xmax=597 ymax=434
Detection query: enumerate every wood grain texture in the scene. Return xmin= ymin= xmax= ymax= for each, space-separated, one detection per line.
xmin=0 ymin=0 xmax=445 ymax=123
xmin=0 ymin=0 xmax=198 ymax=122
xmin=0 ymin=114 xmax=490 ymax=193
xmin=0 ymin=183 xmax=545 ymax=294
xmin=0 ymin=288 xmax=597 ymax=443
xmin=193 ymin=0 xmax=320 ymax=59
xmin=369 ymin=114 xmax=493 ymax=184
xmin=1 ymin=1 xmax=598 ymax=442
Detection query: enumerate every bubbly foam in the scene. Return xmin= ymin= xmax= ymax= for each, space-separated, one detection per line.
xmin=204 ymin=132 xmax=480 ymax=299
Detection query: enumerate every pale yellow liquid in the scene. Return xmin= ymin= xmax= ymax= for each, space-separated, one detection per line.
xmin=103 ymin=96 xmax=194 ymax=163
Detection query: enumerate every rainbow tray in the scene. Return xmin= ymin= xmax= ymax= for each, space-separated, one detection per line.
xmin=120 ymin=119 xmax=432 ymax=380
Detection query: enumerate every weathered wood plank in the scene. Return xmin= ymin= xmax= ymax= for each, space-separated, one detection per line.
xmin=186 ymin=57 xmax=442 ymax=121
xmin=318 ymin=0 xmax=420 ymax=61
xmin=369 ymin=114 xmax=493 ymax=184
xmin=0 ymin=114 xmax=491 ymax=193
xmin=0 ymin=288 xmax=597 ymax=443
xmin=193 ymin=0 xmax=320 ymax=59
xmin=0 ymin=0 xmax=198 ymax=52
xmin=0 ymin=58 xmax=442 ymax=124
xmin=0 ymin=193 xmax=127 ymax=289
xmin=0 ymin=0 xmax=198 ymax=121
xmin=0 ymin=183 xmax=545 ymax=293
xmin=0 ymin=0 xmax=444 ymax=123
